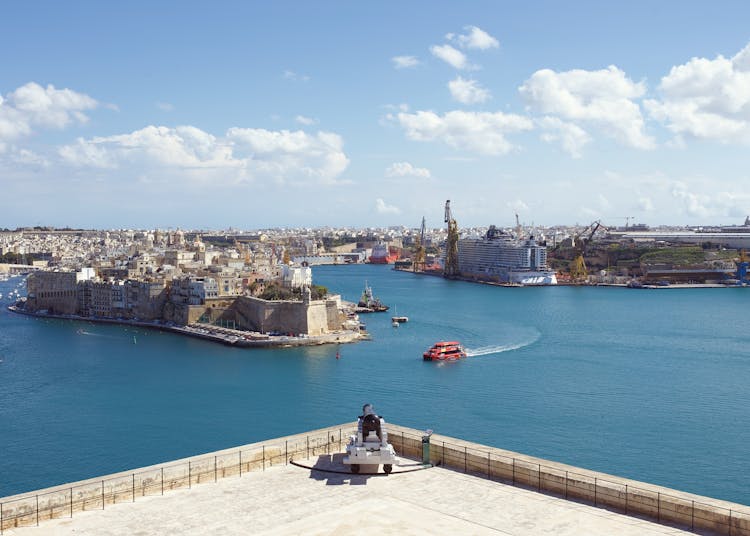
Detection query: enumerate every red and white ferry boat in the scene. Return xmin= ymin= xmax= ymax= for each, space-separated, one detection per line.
xmin=422 ymin=341 xmax=467 ymax=361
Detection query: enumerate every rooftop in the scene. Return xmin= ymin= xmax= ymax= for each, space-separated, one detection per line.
xmin=3 ymin=424 xmax=746 ymax=535
xmin=5 ymin=457 xmax=691 ymax=536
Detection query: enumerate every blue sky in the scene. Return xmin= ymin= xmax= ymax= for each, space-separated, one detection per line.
xmin=1 ymin=1 xmax=750 ymax=229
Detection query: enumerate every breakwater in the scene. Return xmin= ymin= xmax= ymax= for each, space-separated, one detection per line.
xmin=1 ymin=424 xmax=748 ymax=535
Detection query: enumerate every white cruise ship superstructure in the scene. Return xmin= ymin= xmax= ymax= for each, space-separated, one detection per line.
xmin=457 ymin=226 xmax=557 ymax=285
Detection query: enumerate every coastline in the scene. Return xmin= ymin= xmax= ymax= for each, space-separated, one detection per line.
xmin=6 ymin=304 xmax=364 ymax=348
xmin=393 ymin=267 xmax=746 ymax=289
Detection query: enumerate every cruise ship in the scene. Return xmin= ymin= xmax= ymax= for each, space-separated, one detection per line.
xmin=457 ymin=226 xmax=557 ymax=285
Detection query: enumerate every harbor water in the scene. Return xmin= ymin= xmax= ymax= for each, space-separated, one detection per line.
xmin=0 ymin=266 xmax=748 ymax=505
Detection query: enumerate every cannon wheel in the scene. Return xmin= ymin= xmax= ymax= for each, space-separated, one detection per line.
xmin=350 ymin=464 xmax=360 ymax=474
xmin=383 ymin=464 xmax=392 ymax=475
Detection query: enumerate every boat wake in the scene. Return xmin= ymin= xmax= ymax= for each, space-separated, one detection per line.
xmin=465 ymin=331 xmax=540 ymax=357
xmin=77 ymin=330 xmax=120 ymax=339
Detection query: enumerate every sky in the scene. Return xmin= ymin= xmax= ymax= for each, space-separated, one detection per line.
xmin=1 ymin=0 xmax=750 ymax=230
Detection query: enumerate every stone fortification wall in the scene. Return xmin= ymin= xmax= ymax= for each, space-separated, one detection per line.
xmin=384 ymin=424 xmax=750 ymax=536
xmin=232 ymin=296 xmax=331 ymax=335
xmin=0 ymin=424 xmax=359 ymax=533
xmin=2 ymin=423 xmax=749 ymax=535
xmin=25 ymin=271 xmax=78 ymax=315
xmin=324 ymin=295 xmax=344 ymax=331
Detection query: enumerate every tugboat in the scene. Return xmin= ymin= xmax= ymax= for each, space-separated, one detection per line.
xmin=357 ymin=281 xmax=389 ymax=312
xmin=343 ymin=403 xmax=397 ymax=474
xmin=423 ymin=341 xmax=467 ymax=361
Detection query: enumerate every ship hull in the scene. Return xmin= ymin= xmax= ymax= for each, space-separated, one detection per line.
xmin=368 ymin=255 xmax=398 ymax=264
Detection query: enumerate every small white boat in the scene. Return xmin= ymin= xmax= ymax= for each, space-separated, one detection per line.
xmin=391 ymin=316 xmax=408 ymax=323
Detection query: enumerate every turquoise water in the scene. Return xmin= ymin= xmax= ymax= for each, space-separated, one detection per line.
xmin=1 ymin=267 xmax=749 ymax=505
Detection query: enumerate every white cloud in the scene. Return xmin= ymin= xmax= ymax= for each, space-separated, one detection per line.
xmin=430 ymin=44 xmax=469 ymax=70
xmin=670 ymin=182 xmax=711 ymax=218
xmin=385 ymin=161 xmax=431 ymax=178
xmin=396 ymin=109 xmax=533 ymax=155
xmin=448 ymin=26 xmax=499 ymax=50
xmin=638 ymin=197 xmax=654 ymax=211
xmin=283 ymin=70 xmax=310 ymax=82
xmin=0 ymin=82 xmax=98 ymax=145
xmin=295 ymin=115 xmax=317 ymax=125
xmin=375 ymin=198 xmax=401 ymax=214
xmin=507 ymin=199 xmax=529 ymax=213
xmin=392 ymin=55 xmax=419 ymax=69
xmin=537 ymin=116 xmax=591 ymax=158
xmin=519 ymin=66 xmax=654 ymax=149
xmin=644 ymin=42 xmax=750 ymax=144
xmin=58 ymin=125 xmax=349 ymax=185
xmin=448 ymin=77 xmax=491 ymax=104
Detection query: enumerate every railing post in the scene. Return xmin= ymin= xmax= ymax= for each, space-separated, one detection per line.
xmin=512 ymin=458 xmax=516 ymax=484
xmin=214 ymin=456 xmax=218 ymax=482
xmin=189 ymin=462 xmax=192 ymax=489
xmin=263 ymin=446 xmax=266 ymax=470
xmin=132 ymin=474 xmax=135 ymax=502
xmin=102 ymin=480 xmax=105 ymax=508
xmin=657 ymin=492 xmax=660 ymax=522
xmin=240 ymin=451 xmax=243 ymax=476
xmin=625 ymin=484 xmax=628 ymax=515
xmin=69 ymin=488 xmax=73 ymax=518
xmin=36 ymin=495 xmax=39 ymax=526
xmin=729 ymin=509 xmax=733 ymax=536
xmin=306 ymin=437 xmax=309 ymax=458
xmin=285 ymin=441 xmax=288 ymax=463
xmin=464 ymin=446 xmax=467 ymax=473
xmin=594 ymin=477 xmax=597 ymax=506
xmin=691 ymin=500 xmax=694 ymax=531
xmin=487 ymin=452 xmax=490 ymax=479
xmin=161 ymin=468 xmax=164 ymax=495
xmin=565 ymin=471 xmax=568 ymax=499
xmin=538 ymin=464 xmax=541 ymax=491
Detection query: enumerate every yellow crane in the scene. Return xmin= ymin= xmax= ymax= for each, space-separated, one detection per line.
xmin=569 ymin=221 xmax=603 ymax=283
xmin=443 ymin=200 xmax=459 ymax=278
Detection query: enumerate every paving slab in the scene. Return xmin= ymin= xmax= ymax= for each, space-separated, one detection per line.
xmin=6 ymin=454 xmax=693 ymax=535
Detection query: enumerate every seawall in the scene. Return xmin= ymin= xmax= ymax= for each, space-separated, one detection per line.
xmin=6 ymin=305 xmax=361 ymax=348
xmin=1 ymin=424 xmax=748 ymax=534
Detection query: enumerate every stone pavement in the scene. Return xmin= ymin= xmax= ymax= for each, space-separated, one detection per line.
xmin=6 ymin=454 xmax=692 ymax=536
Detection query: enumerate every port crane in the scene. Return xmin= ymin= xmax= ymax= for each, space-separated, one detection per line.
xmin=443 ymin=200 xmax=460 ymax=278
xmin=413 ymin=216 xmax=427 ymax=273
xmin=737 ymin=249 xmax=749 ymax=284
xmin=569 ymin=221 xmax=605 ymax=282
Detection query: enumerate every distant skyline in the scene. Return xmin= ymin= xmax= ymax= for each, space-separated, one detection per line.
xmin=2 ymin=1 xmax=750 ymax=229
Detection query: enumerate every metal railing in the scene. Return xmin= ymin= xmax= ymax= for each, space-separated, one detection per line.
xmin=2 ymin=426 xmax=749 ymax=535
xmin=389 ymin=428 xmax=750 ymax=536
xmin=0 ymin=427 xmax=354 ymax=534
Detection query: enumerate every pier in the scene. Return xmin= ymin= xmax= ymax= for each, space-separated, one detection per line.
xmin=1 ymin=424 xmax=748 ymax=535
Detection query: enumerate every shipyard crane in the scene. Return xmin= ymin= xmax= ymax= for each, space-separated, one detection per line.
xmin=413 ymin=216 xmax=427 ymax=273
xmin=443 ymin=200 xmax=460 ymax=278
xmin=569 ymin=221 xmax=604 ymax=282
xmin=737 ymin=249 xmax=749 ymax=284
